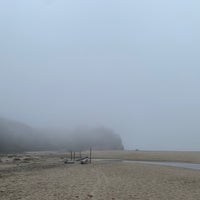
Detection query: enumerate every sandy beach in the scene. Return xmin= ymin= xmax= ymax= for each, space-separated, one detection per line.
xmin=1 ymin=151 xmax=200 ymax=200
xmin=91 ymin=150 xmax=200 ymax=163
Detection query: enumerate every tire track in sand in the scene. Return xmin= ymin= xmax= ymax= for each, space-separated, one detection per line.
xmin=89 ymin=165 xmax=110 ymax=200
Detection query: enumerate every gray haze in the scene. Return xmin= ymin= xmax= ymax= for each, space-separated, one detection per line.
xmin=0 ymin=0 xmax=200 ymax=150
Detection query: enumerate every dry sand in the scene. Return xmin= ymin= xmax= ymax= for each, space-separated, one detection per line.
xmin=92 ymin=150 xmax=200 ymax=163
xmin=1 ymin=151 xmax=200 ymax=200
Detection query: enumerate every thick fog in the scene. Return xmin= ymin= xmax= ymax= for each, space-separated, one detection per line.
xmin=1 ymin=1 xmax=200 ymax=150
xmin=0 ymin=117 xmax=124 ymax=153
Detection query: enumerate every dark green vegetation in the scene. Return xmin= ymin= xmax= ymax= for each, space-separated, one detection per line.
xmin=0 ymin=118 xmax=124 ymax=153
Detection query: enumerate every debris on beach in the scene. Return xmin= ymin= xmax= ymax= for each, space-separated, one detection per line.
xmin=64 ymin=156 xmax=89 ymax=164
xmin=13 ymin=157 xmax=21 ymax=162
xmin=64 ymin=159 xmax=75 ymax=164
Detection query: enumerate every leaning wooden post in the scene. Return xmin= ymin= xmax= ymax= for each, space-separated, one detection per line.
xmin=89 ymin=148 xmax=92 ymax=163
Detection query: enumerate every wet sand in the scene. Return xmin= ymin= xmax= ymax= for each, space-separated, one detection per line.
xmin=1 ymin=151 xmax=200 ymax=200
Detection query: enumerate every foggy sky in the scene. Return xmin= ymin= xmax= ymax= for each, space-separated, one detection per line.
xmin=1 ymin=0 xmax=200 ymax=150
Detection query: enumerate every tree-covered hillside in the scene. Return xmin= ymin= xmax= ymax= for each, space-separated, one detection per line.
xmin=0 ymin=118 xmax=124 ymax=153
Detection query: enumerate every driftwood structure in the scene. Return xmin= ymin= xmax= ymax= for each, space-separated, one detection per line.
xmin=64 ymin=148 xmax=92 ymax=165
xmin=76 ymin=156 xmax=89 ymax=164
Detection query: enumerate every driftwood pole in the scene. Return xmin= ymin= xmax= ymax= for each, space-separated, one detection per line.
xmin=70 ymin=151 xmax=72 ymax=160
xmin=79 ymin=151 xmax=82 ymax=159
xmin=89 ymin=148 xmax=92 ymax=163
xmin=73 ymin=152 xmax=75 ymax=161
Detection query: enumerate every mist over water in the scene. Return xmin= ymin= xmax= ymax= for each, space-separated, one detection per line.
xmin=1 ymin=1 xmax=200 ymax=150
